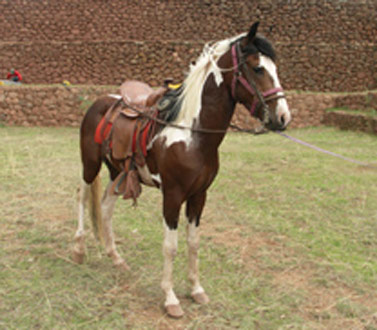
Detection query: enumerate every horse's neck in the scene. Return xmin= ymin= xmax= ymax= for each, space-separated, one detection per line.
xmin=195 ymin=74 xmax=235 ymax=150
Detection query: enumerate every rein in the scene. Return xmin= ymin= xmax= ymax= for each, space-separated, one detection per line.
xmin=121 ymin=101 xmax=230 ymax=134
xmin=121 ymin=100 xmax=375 ymax=168
xmin=274 ymin=131 xmax=376 ymax=168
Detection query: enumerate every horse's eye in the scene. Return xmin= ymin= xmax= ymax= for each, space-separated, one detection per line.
xmin=253 ymin=66 xmax=264 ymax=74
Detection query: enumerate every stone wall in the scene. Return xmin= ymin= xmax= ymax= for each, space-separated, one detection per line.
xmin=324 ymin=111 xmax=377 ymax=135
xmin=0 ymin=85 xmax=117 ymax=127
xmin=2 ymin=85 xmax=375 ymax=131
xmin=0 ymin=0 xmax=376 ymax=91
xmin=333 ymin=92 xmax=377 ymax=111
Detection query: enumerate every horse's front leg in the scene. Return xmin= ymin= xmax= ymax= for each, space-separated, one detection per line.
xmin=161 ymin=189 xmax=184 ymax=318
xmin=186 ymin=192 xmax=210 ymax=305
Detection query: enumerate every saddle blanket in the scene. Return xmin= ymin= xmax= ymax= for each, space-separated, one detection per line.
xmin=94 ymin=115 xmax=153 ymax=157
xmin=94 ymin=116 xmax=112 ymax=145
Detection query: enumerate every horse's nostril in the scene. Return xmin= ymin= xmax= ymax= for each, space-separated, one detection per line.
xmin=280 ymin=115 xmax=285 ymax=126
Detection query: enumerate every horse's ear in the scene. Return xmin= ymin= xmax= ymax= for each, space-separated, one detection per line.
xmin=247 ymin=21 xmax=260 ymax=42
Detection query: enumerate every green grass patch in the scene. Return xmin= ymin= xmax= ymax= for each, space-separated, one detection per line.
xmin=326 ymin=107 xmax=377 ymax=118
xmin=1 ymin=126 xmax=377 ymax=329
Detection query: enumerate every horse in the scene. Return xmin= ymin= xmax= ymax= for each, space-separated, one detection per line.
xmin=73 ymin=22 xmax=291 ymax=318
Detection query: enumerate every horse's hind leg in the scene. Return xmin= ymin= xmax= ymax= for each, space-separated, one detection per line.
xmin=72 ymin=179 xmax=91 ymax=264
xmin=73 ymin=122 xmax=102 ymax=264
xmin=186 ymin=192 xmax=210 ymax=305
xmin=101 ymin=180 xmax=129 ymax=271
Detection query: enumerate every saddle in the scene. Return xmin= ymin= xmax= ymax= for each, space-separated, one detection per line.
xmin=95 ymin=80 xmax=170 ymax=203
xmin=120 ymin=80 xmax=169 ymax=112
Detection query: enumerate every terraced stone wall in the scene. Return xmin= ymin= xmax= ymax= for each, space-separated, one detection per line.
xmin=0 ymin=0 xmax=376 ymax=91
xmin=1 ymin=86 xmax=375 ymax=133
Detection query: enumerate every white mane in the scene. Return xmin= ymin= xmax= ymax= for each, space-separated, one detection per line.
xmin=174 ymin=34 xmax=243 ymax=126
xmin=159 ymin=34 xmax=243 ymax=147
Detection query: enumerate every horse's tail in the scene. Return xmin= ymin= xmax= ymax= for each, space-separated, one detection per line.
xmin=89 ymin=175 xmax=103 ymax=243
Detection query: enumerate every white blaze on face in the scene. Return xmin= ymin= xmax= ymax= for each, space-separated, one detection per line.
xmin=260 ymin=55 xmax=291 ymax=126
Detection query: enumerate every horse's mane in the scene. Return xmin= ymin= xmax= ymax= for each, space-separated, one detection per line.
xmin=171 ymin=35 xmax=240 ymax=126
xmin=167 ymin=33 xmax=275 ymax=126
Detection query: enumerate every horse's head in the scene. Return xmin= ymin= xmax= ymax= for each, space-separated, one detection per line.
xmin=227 ymin=22 xmax=291 ymax=131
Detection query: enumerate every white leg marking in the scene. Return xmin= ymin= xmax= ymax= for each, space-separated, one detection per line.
xmin=101 ymin=181 xmax=124 ymax=267
xmin=75 ymin=181 xmax=90 ymax=242
xmin=186 ymin=221 xmax=205 ymax=295
xmin=73 ymin=180 xmax=90 ymax=262
xmin=161 ymin=222 xmax=179 ymax=306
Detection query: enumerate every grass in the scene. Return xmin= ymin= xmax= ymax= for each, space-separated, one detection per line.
xmin=326 ymin=107 xmax=377 ymax=118
xmin=0 ymin=126 xmax=377 ymax=329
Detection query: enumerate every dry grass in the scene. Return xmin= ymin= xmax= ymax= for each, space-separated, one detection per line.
xmin=1 ymin=126 xmax=376 ymax=329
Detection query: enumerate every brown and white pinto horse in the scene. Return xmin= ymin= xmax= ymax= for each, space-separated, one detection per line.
xmin=73 ymin=22 xmax=291 ymax=318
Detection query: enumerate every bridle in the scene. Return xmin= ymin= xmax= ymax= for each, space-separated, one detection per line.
xmin=119 ymin=40 xmax=287 ymax=135
xmin=231 ymin=41 xmax=285 ymax=125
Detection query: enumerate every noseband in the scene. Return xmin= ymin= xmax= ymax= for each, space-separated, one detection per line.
xmin=231 ymin=42 xmax=285 ymax=124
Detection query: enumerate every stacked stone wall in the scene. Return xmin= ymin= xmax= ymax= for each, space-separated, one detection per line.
xmin=0 ymin=85 xmax=117 ymax=127
xmin=324 ymin=111 xmax=377 ymax=134
xmin=333 ymin=92 xmax=377 ymax=111
xmin=1 ymin=86 xmax=375 ymax=133
xmin=0 ymin=0 xmax=376 ymax=91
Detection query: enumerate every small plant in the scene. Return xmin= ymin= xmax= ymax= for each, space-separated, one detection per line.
xmin=78 ymin=94 xmax=94 ymax=114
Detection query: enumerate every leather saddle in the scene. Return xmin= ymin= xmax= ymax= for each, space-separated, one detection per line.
xmin=120 ymin=80 xmax=168 ymax=112
xmin=97 ymin=80 xmax=170 ymax=203
xmin=112 ymin=80 xmax=169 ymax=161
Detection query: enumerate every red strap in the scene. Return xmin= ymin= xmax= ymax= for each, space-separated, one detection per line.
xmin=250 ymin=101 xmax=258 ymax=115
xmin=231 ymin=44 xmax=256 ymax=99
xmin=141 ymin=121 xmax=152 ymax=156
xmin=94 ymin=117 xmax=113 ymax=144
xmin=238 ymin=76 xmax=256 ymax=96
xmin=132 ymin=120 xmax=153 ymax=157
xmin=263 ymin=87 xmax=283 ymax=98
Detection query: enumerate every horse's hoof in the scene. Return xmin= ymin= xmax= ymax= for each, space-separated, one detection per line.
xmin=192 ymin=292 xmax=210 ymax=305
xmin=115 ymin=260 xmax=130 ymax=272
xmin=165 ymin=304 xmax=184 ymax=318
xmin=72 ymin=250 xmax=85 ymax=264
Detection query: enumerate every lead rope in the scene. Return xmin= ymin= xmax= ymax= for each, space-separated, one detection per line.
xmin=122 ymin=100 xmax=375 ymax=167
xmin=273 ymin=131 xmax=376 ymax=168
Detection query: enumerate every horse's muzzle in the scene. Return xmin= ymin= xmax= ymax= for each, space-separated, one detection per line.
xmin=265 ymin=112 xmax=290 ymax=131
